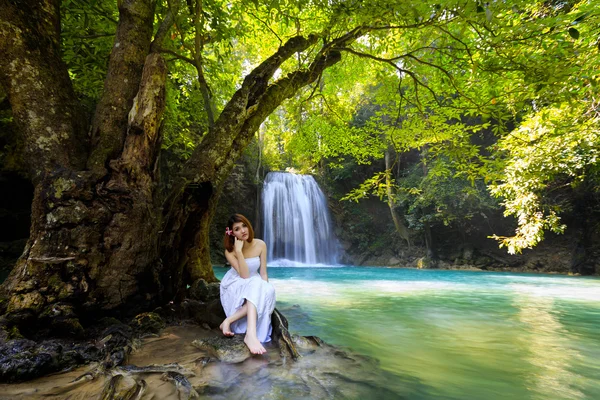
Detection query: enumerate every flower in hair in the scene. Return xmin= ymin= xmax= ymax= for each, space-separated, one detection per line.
xmin=225 ymin=227 xmax=233 ymax=236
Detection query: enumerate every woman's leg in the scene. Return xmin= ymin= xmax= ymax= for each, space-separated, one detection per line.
xmin=243 ymin=300 xmax=267 ymax=354
xmin=220 ymin=301 xmax=267 ymax=354
xmin=220 ymin=302 xmax=248 ymax=337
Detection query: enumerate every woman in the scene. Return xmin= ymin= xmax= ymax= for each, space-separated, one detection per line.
xmin=219 ymin=214 xmax=276 ymax=355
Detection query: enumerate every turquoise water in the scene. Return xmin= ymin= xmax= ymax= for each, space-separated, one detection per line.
xmin=214 ymin=266 xmax=600 ymax=399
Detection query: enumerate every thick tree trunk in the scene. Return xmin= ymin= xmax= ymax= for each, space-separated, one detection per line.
xmin=0 ymin=48 xmax=167 ymax=338
xmin=87 ymin=0 xmax=156 ymax=176
xmin=0 ymin=0 xmax=87 ymax=182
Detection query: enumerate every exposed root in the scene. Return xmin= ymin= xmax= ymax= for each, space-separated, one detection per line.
xmin=161 ymin=371 xmax=200 ymax=399
xmin=46 ymin=362 xmax=196 ymax=399
xmin=44 ymin=365 xmax=100 ymax=396
xmin=272 ymin=309 xmax=300 ymax=360
xmin=117 ymin=363 xmax=194 ymax=376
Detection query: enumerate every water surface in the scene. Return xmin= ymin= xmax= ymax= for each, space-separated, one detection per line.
xmin=215 ymin=266 xmax=600 ymax=400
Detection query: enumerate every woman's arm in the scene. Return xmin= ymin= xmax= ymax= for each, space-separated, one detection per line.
xmin=259 ymin=241 xmax=268 ymax=281
xmin=225 ymin=238 xmax=250 ymax=278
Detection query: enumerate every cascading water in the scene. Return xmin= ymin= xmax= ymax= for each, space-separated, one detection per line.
xmin=262 ymin=172 xmax=339 ymax=264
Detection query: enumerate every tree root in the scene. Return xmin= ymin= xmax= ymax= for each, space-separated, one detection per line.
xmin=45 ymin=362 xmax=197 ymax=399
xmin=161 ymin=371 xmax=200 ymax=399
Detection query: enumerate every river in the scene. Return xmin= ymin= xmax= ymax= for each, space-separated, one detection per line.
xmin=215 ymin=265 xmax=600 ymax=399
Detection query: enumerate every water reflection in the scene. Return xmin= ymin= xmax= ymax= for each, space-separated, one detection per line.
xmin=514 ymin=295 xmax=584 ymax=399
xmin=265 ymin=267 xmax=600 ymax=400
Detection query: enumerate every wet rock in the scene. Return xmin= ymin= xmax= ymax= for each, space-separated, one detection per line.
xmin=188 ymin=279 xmax=220 ymax=303
xmin=292 ymin=334 xmax=323 ymax=350
xmin=271 ymin=308 xmax=300 ymax=360
xmin=0 ymin=339 xmax=63 ymax=382
xmin=191 ymin=335 xmax=251 ymax=364
xmin=129 ymin=312 xmax=165 ymax=335
xmin=161 ymin=371 xmax=200 ymax=399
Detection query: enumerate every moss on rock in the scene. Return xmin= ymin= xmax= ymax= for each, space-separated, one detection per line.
xmin=129 ymin=312 xmax=165 ymax=334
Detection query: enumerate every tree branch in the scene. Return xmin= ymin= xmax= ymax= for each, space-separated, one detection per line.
xmin=247 ymin=10 xmax=283 ymax=46
xmin=151 ymin=7 xmax=176 ymax=53
xmin=193 ymin=0 xmax=215 ymax=128
xmin=157 ymin=47 xmax=195 ymax=65
xmin=87 ymin=0 xmax=156 ymax=176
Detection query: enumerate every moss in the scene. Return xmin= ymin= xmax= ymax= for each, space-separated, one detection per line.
xmin=47 ymin=273 xmax=63 ymax=289
xmin=53 ymin=317 xmax=85 ymax=338
xmin=57 ymin=283 xmax=75 ymax=300
xmin=52 ymin=177 xmax=74 ymax=199
xmin=7 ymin=325 xmax=24 ymax=340
xmin=130 ymin=312 xmax=165 ymax=334
xmin=6 ymin=291 xmax=45 ymax=313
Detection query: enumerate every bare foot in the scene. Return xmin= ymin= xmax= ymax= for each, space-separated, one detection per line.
xmin=219 ymin=319 xmax=234 ymax=337
xmin=244 ymin=335 xmax=266 ymax=355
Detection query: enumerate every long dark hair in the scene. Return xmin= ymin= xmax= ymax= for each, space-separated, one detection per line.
xmin=223 ymin=214 xmax=254 ymax=252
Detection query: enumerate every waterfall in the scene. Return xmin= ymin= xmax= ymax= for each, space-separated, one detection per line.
xmin=262 ymin=172 xmax=339 ymax=264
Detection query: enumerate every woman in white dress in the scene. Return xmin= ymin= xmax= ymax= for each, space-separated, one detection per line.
xmin=219 ymin=214 xmax=276 ymax=354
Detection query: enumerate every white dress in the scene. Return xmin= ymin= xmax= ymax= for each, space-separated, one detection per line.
xmin=220 ymin=256 xmax=276 ymax=342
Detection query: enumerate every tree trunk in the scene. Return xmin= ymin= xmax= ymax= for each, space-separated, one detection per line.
xmin=0 ymin=0 xmax=87 ymax=182
xmin=0 ymin=53 xmax=167 ymax=336
xmin=0 ymin=0 xmax=165 ymax=335
xmin=385 ymin=149 xmax=411 ymax=248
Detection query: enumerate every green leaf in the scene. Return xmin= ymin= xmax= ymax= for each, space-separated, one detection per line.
xmin=568 ymin=27 xmax=580 ymax=40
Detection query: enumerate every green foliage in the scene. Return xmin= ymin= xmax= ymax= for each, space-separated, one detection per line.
xmin=489 ymin=102 xmax=600 ymax=254
xmin=61 ymin=0 xmax=117 ymax=101
xmin=161 ymin=74 xmax=208 ymax=160
xmin=266 ymin=0 xmax=600 ymax=252
xmin=48 ymin=0 xmax=600 ymax=255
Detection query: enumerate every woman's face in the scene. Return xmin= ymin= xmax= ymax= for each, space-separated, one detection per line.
xmin=231 ymin=221 xmax=249 ymax=241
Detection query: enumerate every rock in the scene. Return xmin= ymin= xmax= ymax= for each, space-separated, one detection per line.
xmin=161 ymin=371 xmax=200 ymax=399
xmin=192 ymin=335 xmax=251 ymax=363
xmin=271 ymin=308 xmax=300 ymax=360
xmin=0 ymin=317 xmax=23 ymax=342
xmin=292 ymin=334 xmax=323 ymax=350
xmin=51 ymin=317 xmax=85 ymax=338
xmin=416 ymin=257 xmax=437 ymax=269
xmin=388 ymin=257 xmax=401 ymax=266
xmin=129 ymin=312 xmax=165 ymax=335
xmin=203 ymin=299 xmax=226 ymax=328
xmin=188 ymin=279 xmax=220 ymax=303
xmin=463 ymin=245 xmax=474 ymax=260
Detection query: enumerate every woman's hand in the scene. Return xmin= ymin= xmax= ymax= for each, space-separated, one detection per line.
xmin=234 ymin=237 xmax=244 ymax=254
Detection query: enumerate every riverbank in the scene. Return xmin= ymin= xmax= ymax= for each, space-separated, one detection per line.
xmin=348 ymin=232 xmax=600 ymax=276
xmin=0 ymin=323 xmax=402 ymax=399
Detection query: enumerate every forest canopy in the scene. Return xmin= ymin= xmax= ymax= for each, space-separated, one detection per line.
xmin=4 ymin=0 xmax=598 ymax=255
